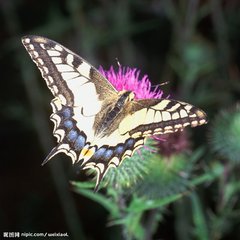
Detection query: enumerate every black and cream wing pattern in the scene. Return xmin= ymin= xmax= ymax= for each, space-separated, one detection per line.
xmin=22 ymin=35 xmax=207 ymax=190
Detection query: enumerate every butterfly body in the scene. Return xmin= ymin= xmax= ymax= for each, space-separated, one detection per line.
xmin=22 ymin=35 xmax=207 ymax=190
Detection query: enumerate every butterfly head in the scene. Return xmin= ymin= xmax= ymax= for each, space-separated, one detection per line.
xmin=117 ymin=90 xmax=135 ymax=104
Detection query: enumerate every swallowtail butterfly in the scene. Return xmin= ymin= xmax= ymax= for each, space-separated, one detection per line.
xmin=22 ymin=36 xmax=207 ymax=190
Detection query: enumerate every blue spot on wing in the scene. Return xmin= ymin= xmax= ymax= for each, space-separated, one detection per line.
xmin=104 ymin=149 xmax=113 ymax=159
xmin=114 ymin=145 xmax=125 ymax=155
xmin=90 ymin=138 xmax=138 ymax=167
xmin=74 ymin=134 xmax=86 ymax=150
xmin=92 ymin=148 xmax=113 ymax=161
xmin=94 ymin=147 xmax=107 ymax=159
xmin=126 ymin=138 xmax=135 ymax=148
xmin=64 ymin=120 xmax=73 ymax=129
xmin=67 ymin=130 xmax=78 ymax=141
xmin=62 ymin=108 xmax=71 ymax=119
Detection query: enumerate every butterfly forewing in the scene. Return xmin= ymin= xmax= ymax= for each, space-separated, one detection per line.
xmin=119 ymin=99 xmax=207 ymax=137
xmin=22 ymin=35 xmax=207 ymax=191
xmin=21 ymin=36 xmax=117 ymax=109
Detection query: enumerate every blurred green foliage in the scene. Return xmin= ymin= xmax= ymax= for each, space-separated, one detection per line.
xmin=1 ymin=0 xmax=240 ymax=239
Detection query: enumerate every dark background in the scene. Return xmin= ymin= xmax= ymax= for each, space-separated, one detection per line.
xmin=1 ymin=0 xmax=240 ymax=239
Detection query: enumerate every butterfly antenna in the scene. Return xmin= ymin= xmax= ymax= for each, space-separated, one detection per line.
xmin=115 ymin=58 xmax=121 ymax=68
xmin=151 ymin=81 xmax=170 ymax=89
xmin=159 ymin=81 xmax=170 ymax=86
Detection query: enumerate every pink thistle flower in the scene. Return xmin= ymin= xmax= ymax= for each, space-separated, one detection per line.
xmin=99 ymin=65 xmax=163 ymax=99
xmin=157 ymin=131 xmax=191 ymax=158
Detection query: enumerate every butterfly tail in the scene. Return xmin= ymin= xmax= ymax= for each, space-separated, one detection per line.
xmin=42 ymin=143 xmax=76 ymax=165
xmin=42 ymin=146 xmax=60 ymax=166
xmin=94 ymin=178 xmax=102 ymax=192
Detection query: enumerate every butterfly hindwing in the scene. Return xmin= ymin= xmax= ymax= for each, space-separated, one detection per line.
xmin=81 ymin=136 xmax=145 ymax=190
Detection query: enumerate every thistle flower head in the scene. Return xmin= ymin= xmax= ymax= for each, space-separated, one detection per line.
xmin=99 ymin=65 xmax=163 ymax=99
xmin=156 ymin=131 xmax=191 ymax=158
xmin=99 ymin=65 xmax=190 ymax=155
xmin=210 ymin=105 xmax=240 ymax=163
xmin=99 ymin=65 xmax=190 ymax=157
